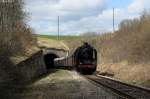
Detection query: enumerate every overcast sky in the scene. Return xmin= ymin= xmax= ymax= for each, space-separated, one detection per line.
xmin=25 ymin=0 xmax=150 ymax=35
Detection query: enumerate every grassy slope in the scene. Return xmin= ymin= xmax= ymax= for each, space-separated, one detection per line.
xmin=37 ymin=34 xmax=80 ymax=41
xmin=37 ymin=35 xmax=77 ymax=50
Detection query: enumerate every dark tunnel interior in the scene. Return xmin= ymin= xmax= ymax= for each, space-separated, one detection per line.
xmin=44 ymin=53 xmax=59 ymax=69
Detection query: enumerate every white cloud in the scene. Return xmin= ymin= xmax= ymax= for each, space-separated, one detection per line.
xmin=43 ymin=8 xmax=138 ymax=35
xmin=128 ymin=0 xmax=150 ymax=13
xmin=25 ymin=0 xmax=106 ymax=21
xmin=59 ymin=0 xmax=105 ymax=11
xmin=25 ymin=0 xmax=107 ymax=35
xmin=25 ymin=0 xmax=150 ymax=35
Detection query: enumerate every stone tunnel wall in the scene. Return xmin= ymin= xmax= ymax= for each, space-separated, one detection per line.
xmin=0 ymin=49 xmax=66 ymax=84
xmin=16 ymin=50 xmax=47 ymax=81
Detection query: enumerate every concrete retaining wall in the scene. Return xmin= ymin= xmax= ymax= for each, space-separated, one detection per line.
xmin=16 ymin=50 xmax=47 ymax=81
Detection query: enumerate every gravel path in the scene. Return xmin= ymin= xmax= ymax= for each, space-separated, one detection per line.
xmin=18 ymin=69 xmax=123 ymax=99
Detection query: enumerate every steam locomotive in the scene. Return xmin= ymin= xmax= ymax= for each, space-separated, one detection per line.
xmin=54 ymin=42 xmax=97 ymax=74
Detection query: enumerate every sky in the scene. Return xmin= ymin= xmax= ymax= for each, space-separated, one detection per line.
xmin=25 ymin=0 xmax=150 ymax=35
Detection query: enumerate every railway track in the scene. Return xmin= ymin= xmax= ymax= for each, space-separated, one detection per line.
xmin=82 ymin=74 xmax=150 ymax=99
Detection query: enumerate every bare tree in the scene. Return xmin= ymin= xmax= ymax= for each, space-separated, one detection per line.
xmin=0 ymin=0 xmax=35 ymax=56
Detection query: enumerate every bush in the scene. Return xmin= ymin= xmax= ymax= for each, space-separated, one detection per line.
xmin=101 ymin=10 xmax=150 ymax=63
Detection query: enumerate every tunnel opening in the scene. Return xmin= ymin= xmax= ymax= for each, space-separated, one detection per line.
xmin=44 ymin=53 xmax=59 ymax=69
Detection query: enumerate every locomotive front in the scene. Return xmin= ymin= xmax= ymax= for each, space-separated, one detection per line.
xmin=74 ymin=42 xmax=97 ymax=74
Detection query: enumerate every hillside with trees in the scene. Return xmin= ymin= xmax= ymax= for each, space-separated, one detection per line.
xmin=101 ymin=11 xmax=150 ymax=63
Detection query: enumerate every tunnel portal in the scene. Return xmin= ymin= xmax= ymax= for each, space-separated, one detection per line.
xmin=44 ymin=53 xmax=59 ymax=69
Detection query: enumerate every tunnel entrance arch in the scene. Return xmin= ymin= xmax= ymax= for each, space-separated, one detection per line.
xmin=44 ymin=53 xmax=59 ymax=69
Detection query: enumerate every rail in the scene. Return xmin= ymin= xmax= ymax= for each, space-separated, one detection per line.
xmin=82 ymin=75 xmax=150 ymax=99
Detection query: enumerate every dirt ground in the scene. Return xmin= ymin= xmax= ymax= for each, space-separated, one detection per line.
xmin=16 ymin=69 xmax=123 ymax=99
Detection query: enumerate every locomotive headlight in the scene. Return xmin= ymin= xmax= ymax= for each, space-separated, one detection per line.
xmin=79 ymin=62 xmax=82 ymax=65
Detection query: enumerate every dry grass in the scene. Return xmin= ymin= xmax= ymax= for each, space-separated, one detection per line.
xmin=10 ymin=46 xmax=40 ymax=65
xmin=97 ymin=63 xmax=150 ymax=87
xmin=37 ymin=37 xmax=69 ymax=50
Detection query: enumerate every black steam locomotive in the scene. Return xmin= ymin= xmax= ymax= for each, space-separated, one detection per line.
xmin=54 ymin=42 xmax=97 ymax=74
xmin=74 ymin=42 xmax=97 ymax=74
